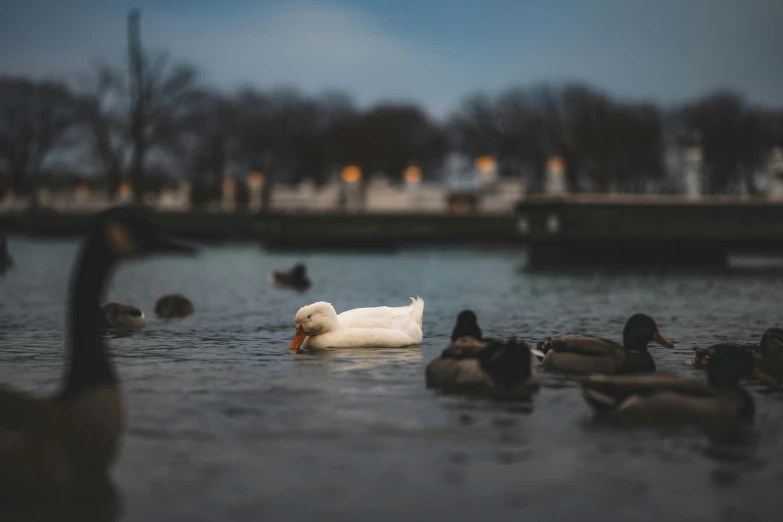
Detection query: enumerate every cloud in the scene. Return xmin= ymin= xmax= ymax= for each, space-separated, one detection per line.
xmin=1 ymin=0 xmax=782 ymax=115
xmin=0 ymin=1 xmax=468 ymax=115
xmin=152 ymin=4 xmax=467 ymax=112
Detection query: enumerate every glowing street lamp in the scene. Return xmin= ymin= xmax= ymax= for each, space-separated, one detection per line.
xmin=222 ymin=175 xmax=236 ymax=212
xmin=246 ymin=171 xmax=265 ymax=211
xmin=117 ymin=180 xmax=133 ymax=201
xmin=403 ymin=166 xmax=422 ymax=184
xmin=475 ymin=155 xmax=497 ymax=173
xmin=475 ymin=155 xmax=498 ymax=187
xmin=546 ymin=156 xmax=566 ymax=195
xmin=341 ymin=165 xmax=362 ymax=183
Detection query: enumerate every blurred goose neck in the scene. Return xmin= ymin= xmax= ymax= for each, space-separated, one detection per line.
xmin=59 ymin=236 xmax=117 ymax=400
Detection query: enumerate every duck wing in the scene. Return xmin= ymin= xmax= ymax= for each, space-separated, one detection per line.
xmin=338 ymin=297 xmax=423 ymax=331
xmin=580 ymin=373 xmax=713 ymax=412
xmin=546 ymin=336 xmax=621 ymax=357
xmin=440 ymin=337 xmax=490 ymax=359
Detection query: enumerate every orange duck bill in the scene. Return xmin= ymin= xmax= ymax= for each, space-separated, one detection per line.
xmin=289 ymin=326 xmax=308 ymax=350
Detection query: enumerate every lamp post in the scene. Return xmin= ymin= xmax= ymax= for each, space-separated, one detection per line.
xmin=116 ymin=180 xmax=133 ymax=202
xmin=769 ymin=147 xmax=783 ymax=201
xmin=221 ymin=175 xmax=236 ymax=212
xmin=546 ymin=156 xmax=566 ymax=196
xmin=475 ymin=155 xmax=497 ymax=187
xmin=74 ymin=183 xmax=90 ymax=208
xmin=682 ymin=131 xmax=702 ymax=200
xmin=340 ymin=165 xmax=362 ymax=212
xmin=246 ymin=171 xmax=265 ymax=211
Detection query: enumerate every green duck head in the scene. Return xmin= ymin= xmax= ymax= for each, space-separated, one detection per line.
xmin=622 ymin=314 xmax=673 ymax=351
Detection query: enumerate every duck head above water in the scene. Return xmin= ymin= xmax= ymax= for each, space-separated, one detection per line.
xmin=291 ymin=263 xmax=307 ymax=279
xmin=95 ymin=205 xmax=196 ymax=260
xmin=451 ymin=310 xmax=483 ymax=341
xmin=706 ymin=344 xmax=766 ymax=388
xmin=100 ymin=302 xmax=146 ymax=328
xmin=289 ymin=301 xmax=339 ymax=350
xmin=622 ymin=313 xmax=673 ymax=352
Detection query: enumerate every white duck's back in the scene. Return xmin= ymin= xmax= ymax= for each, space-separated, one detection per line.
xmin=305 ymin=297 xmax=424 ymax=349
xmin=338 ymin=297 xmax=423 ymax=329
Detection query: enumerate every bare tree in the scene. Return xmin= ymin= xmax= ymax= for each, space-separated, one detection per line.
xmin=73 ymin=62 xmax=128 ymax=195
xmin=676 ymin=92 xmax=768 ymax=194
xmin=0 ymin=77 xmax=79 ymax=192
xmin=330 ymin=103 xmax=448 ymax=181
xmin=451 ymin=83 xmax=665 ymax=193
xmin=72 ymin=53 xmax=201 ymax=199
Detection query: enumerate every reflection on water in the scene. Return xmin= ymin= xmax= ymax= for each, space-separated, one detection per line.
xmin=1 ymin=238 xmax=783 ymax=521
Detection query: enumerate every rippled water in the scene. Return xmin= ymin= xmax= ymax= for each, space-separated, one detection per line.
xmin=2 ymin=237 xmax=783 ymax=521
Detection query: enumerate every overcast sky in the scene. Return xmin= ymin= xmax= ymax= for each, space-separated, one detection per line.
xmin=1 ymin=0 xmax=781 ymax=116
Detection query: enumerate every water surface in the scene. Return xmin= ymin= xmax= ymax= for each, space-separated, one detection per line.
xmin=1 ymin=237 xmax=782 ymax=521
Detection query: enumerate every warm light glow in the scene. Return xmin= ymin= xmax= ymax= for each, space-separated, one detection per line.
xmin=547 ymin=156 xmax=565 ymax=173
xmin=475 ymin=155 xmax=497 ymax=173
xmin=3 ymin=188 xmax=15 ymax=200
xmin=403 ymin=166 xmax=422 ymax=183
xmin=341 ymin=165 xmax=362 ymax=183
xmin=118 ymin=181 xmax=133 ymax=198
xmin=222 ymin=176 xmax=236 ymax=193
xmin=74 ymin=183 xmax=89 ymax=198
xmin=246 ymin=171 xmax=265 ymax=188
xmin=450 ymin=197 xmax=472 ymax=214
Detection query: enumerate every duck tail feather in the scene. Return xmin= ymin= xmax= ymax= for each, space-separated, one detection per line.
xmin=409 ymin=296 xmax=424 ymax=326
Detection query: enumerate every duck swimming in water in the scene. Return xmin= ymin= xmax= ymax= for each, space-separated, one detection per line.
xmin=97 ymin=302 xmax=146 ymax=329
xmin=531 ymin=314 xmax=673 ymax=375
xmin=289 ymin=297 xmax=424 ymax=350
xmin=580 ymin=344 xmax=764 ymax=432
xmin=756 ymin=328 xmax=783 ymax=388
xmin=691 ymin=328 xmax=783 ymax=389
xmin=154 ymin=294 xmax=195 ymax=318
xmin=271 ymin=263 xmax=311 ymax=290
xmin=0 ymin=205 xmax=195 ymax=499
xmin=425 ymin=311 xmax=540 ymax=398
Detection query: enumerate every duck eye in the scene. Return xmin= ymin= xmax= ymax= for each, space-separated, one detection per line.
xmin=308 ymin=314 xmax=312 ymax=319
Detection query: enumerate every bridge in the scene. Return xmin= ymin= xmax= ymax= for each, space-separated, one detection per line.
xmin=514 ymin=195 xmax=783 ymax=267
xmin=2 ymin=194 xmax=782 ymax=267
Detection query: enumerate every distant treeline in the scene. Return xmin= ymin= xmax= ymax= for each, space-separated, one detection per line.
xmin=1 ymin=50 xmax=782 ymax=198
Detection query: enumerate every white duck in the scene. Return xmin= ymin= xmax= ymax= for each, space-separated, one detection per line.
xmin=288 ymin=297 xmax=424 ymax=350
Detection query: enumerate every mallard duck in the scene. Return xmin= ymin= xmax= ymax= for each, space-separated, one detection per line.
xmin=691 ymin=343 xmax=757 ymax=369
xmin=289 ymin=297 xmax=424 ymax=350
xmin=756 ymin=327 xmax=783 ymax=388
xmin=690 ymin=329 xmax=783 ymax=389
xmin=425 ymin=310 xmax=540 ymax=397
xmin=0 ymin=205 xmax=195 ymax=498
xmin=531 ymin=314 xmax=673 ymax=375
xmin=580 ymin=344 xmax=765 ymax=431
xmin=154 ymin=294 xmax=195 ymax=318
xmin=98 ymin=302 xmax=145 ymax=328
xmin=0 ymin=235 xmax=12 ymax=272
xmin=271 ymin=263 xmax=311 ymax=290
